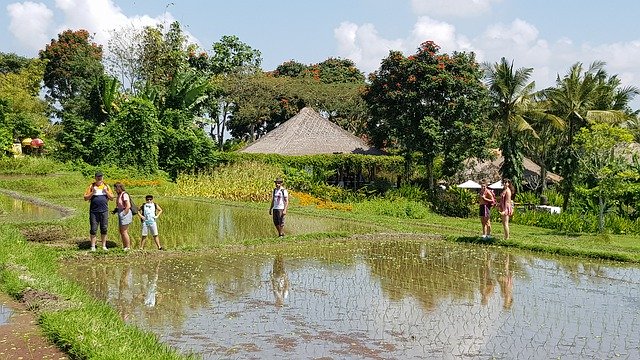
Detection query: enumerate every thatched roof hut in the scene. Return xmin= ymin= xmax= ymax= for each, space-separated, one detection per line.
xmin=458 ymin=150 xmax=562 ymax=189
xmin=240 ymin=107 xmax=382 ymax=155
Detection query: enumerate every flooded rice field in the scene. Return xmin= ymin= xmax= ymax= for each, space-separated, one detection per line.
xmin=125 ymin=198 xmax=380 ymax=248
xmin=64 ymin=240 xmax=640 ymax=359
xmin=0 ymin=193 xmax=63 ymax=223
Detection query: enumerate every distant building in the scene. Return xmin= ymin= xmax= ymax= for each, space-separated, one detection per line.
xmin=240 ymin=107 xmax=383 ymax=155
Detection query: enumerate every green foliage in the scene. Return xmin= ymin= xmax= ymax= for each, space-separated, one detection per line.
xmin=54 ymin=111 xmax=95 ymax=163
xmin=93 ymin=97 xmax=160 ymax=172
xmin=158 ymin=121 xmax=218 ymax=179
xmin=0 ymin=56 xmax=49 ymax=145
xmin=430 ymin=187 xmax=475 ymax=218
xmin=39 ymin=29 xmax=104 ymax=102
xmin=364 ymin=41 xmax=490 ymax=186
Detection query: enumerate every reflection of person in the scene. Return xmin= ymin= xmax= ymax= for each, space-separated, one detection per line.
xmin=498 ymin=254 xmax=514 ymax=309
xmin=270 ymin=255 xmax=290 ymax=307
xmin=145 ymin=261 xmax=160 ymax=307
xmin=269 ymin=178 xmax=289 ymax=237
xmin=138 ymin=195 xmax=164 ymax=250
xmin=478 ymin=181 xmax=495 ymax=238
xmin=83 ymin=171 xmax=114 ymax=251
xmin=113 ymin=182 xmax=133 ymax=251
xmin=498 ymin=178 xmax=515 ymax=240
xmin=480 ymin=253 xmax=495 ymax=305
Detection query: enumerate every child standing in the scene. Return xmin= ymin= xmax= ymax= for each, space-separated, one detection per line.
xmin=138 ymin=195 xmax=164 ymax=250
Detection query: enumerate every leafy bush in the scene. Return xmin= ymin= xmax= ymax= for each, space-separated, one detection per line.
xmin=513 ymin=208 xmax=640 ymax=235
xmin=430 ymin=188 xmax=474 ymax=218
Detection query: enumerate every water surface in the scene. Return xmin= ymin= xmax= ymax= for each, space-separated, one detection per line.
xmin=65 ymin=239 xmax=640 ymax=359
xmin=125 ymin=198 xmax=379 ymax=248
xmin=0 ymin=193 xmax=63 ymax=223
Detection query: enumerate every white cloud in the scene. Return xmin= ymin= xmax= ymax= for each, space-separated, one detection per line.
xmin=6 ymin=0 xmax=199 ymax=54
xmin=335 ymin=13 xmax=640 ymax=110
xmin=410 ymin=16 xmax=474 ymax=53
xmin=7 ymin=1 xmax=54 ymax=51
xmin=411 ymin=0 xmax=502 ymax=17
xmin=334 ymin=21 xmax=404 ymax=75
xmin=334 ymin=16 xmax=474 ymax=74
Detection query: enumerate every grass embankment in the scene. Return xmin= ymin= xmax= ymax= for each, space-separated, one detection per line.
xmin=1 ymin=163 xmax=640 ymax=359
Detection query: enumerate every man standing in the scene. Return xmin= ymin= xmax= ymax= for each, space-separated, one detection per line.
xmin=269 ymin=178 xmax=289 ymax=237
xmin=83 ymin=172 xmax=114 ymax=251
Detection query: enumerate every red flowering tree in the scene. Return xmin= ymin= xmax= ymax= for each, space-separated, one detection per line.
xmin=363 ymin=41 xmax=491 ymax=188
xmin=39 ymin=29 xmax=103 ymax=103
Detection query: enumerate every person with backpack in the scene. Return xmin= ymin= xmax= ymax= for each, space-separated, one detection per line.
xmin=83 ymin=171 xmax=114 ymax=251
xmin=113 ymin=182 xmax=134 ymax=251
xmin=478 ymin=180 xmax=496 ymax=239
xmin=269 ymin=178 xmax=289 ymax=237
xmin=138 ymin=194 xmax=164 ymax=250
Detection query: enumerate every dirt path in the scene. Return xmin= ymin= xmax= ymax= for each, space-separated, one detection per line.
xmin=0 ymin=293 xmax=68 ymax=360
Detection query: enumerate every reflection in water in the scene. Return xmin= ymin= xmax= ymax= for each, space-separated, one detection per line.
xmin=480 ymin=253 xmax=495 ymax=305
xmin=0 ymin=194 xmax=62 ymax=223
xmin=64 ymin=240 xmax=640 ymax=359
xmin=498 ymin=254 xmax=514 ymax=309
xmin=270 ymin=255 xmax=289 ymax=307
xmin=139 ymin=199 xmax=379 ymax=249
xmin=144 ymin=262 xmax=160 ymax=308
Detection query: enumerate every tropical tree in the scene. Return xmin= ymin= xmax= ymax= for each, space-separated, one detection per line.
xmin=139 ymin=21 xmax=193 ymax=90
xmin=0 ymin=54 xmax=49 ymax=144
xmin=545 ymin=61 xmax=638 ymax=209
xmin=483 ymin=58 xmax=544 ymax=192
xmin=39 ymin=29 xmax=104 ymax=105
xmin=105 ymin=25 xmax=145 ymax=92
xmin=92 ymin=97 xmax=160 ymax=172
xmin=191 ymin=35 xmax=263 ymax=149
xmin=364 ymin=41 xmax=490 ymax=188
xmin=573 ymin=124 xmax=635 ymax=232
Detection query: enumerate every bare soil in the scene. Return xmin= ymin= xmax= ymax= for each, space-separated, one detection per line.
xmin=0 ymin=293 xmax=68 ymax=359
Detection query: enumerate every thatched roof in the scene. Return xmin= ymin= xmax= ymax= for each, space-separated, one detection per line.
xmin=240 ymin=107 xmax=383 ymax=155
xmin=459 ymin=150 xmax=562 ymax=187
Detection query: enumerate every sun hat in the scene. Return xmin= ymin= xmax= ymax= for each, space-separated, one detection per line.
xmin=274 ymin=177 xmax=283 ymax=183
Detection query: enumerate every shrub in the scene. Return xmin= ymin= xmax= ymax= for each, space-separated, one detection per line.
xmin=430 ymin=188 xmax=474 ymax=218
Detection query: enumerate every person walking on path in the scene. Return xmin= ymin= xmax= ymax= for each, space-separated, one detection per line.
xmin=83 ymin=171 xmax=114 ymax=251
xmin=498 ymin=178 xmax=515 ymax=240
xmin=138 ymin=195 xmax=164 ymax=250
xmin=478 ymin=180 xmax=496 ymax=238
xmin=269 ymin=178 xmax=289 ymax=237
xmin=113 ymin=182 xmax=133 ymax=251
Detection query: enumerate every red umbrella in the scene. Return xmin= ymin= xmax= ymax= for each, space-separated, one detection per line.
xmin=30 ymin=138 xmax=44 ymax=148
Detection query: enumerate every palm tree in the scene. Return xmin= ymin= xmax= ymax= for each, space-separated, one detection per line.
xmin=544 ymin=61 xmax=639 ymax=209
xmin=483 ymin=58 xmax=539 ymax=192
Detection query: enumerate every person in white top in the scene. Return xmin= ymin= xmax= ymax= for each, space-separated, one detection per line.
xmin=269 ymin=177 xmax=289 ymax=237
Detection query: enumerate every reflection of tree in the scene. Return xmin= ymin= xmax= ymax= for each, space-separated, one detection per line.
xmin=270 ymin=255 xmax=290 ymax=307
xmin=364 ymin=241 xmax=521 ymax=312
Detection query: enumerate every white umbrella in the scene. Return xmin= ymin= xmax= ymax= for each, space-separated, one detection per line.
xmin=457 ymin=180 xmax=481 ymax=189
xmin=489 ymin=180 xmax=502 ymax=189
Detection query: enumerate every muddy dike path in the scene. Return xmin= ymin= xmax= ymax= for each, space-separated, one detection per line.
xmin=0 ymin=292 xmax=68 ymax=359
xmin=0 ymin=188 xmax=71 ymax=359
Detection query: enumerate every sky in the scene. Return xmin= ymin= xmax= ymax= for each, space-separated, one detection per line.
xmin=2 ymin=0 xmax=640 ymax=106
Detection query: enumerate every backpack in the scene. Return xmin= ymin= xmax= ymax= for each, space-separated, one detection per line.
xmin=126 ymin=193 xmax=138 ymax=215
